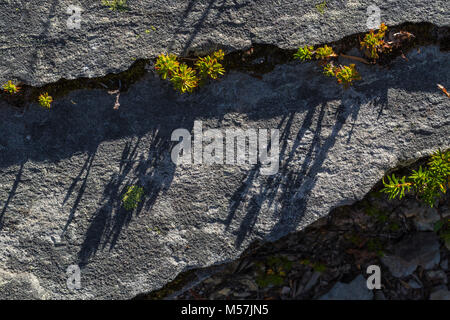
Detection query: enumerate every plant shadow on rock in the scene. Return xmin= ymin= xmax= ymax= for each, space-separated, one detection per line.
xmin=168 ymin=0 xmax=251 ymax=55
xmin=0 ymin=42 xmax=448 ymax=265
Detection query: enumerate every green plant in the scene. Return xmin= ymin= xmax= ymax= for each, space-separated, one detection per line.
xmin=155 ymin=53 xmax=179 ymax=80
xmin=170 ymin=64 xmax=199 ymax=94
xmin=155 ymin=50 xmax=225 ymax=94
xmin=101 ymin=0 xmax=127 ymax=11
xmin=122 ymin=185 xmax=144 ymax=210
xmin=256 ymin=256 xmax=292 ymax=288
xmin=294 ymin=43 xmax=359 ymax=88
xmin=315 ymin=45 xmax=336 ymax=60
xmin=323 ymin=63 xmax=335 ymax=77
xmin=195 ymin=49 xmax=225 ymax=81
xmin=38 ymin=92 xmax=53 ymax=109
xmin=333 ymin=64 xmax=361 ymax=88
xmin=360 ymin=23 xmax=389 ymax=60
xmin=381 ymin=149 xmax=450 ymax=207
xmin=294 ymin=45 xmax=314 ymax=61
xmin=2 ymin=80 xmax=20 ymax=94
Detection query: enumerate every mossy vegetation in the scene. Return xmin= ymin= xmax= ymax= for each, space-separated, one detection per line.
xmin=256 ymin=255 xmax=292 ymax=288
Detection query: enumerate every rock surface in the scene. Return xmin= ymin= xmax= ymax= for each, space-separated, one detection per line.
xmin=381 ymin=232 xmax=441 ymax=278
xmin=0 ymin=0 xmax=449 ymax=86
xmin=0 ymin=44 xmax=449 ymax=299
xmin=319 ymin=274 xmax=373 ymax=300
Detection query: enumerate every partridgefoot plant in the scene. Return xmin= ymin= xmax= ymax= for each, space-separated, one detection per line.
xmin=38 ymin=92 xmax=53 ymax=109
xmin=294 ymin=23 xmax=415 ymax=88
xmin=2 ymin=80 xmax=20 ymax=94
xmin=294 ymin=44 xmax=360 ymax=88
xmin=360 ymin=23 xmax=414 ymax=61
xmin=381 ymin=149 xmax=450 ymax=208
xmin=155 ymin=50 xmax=225 ymax=94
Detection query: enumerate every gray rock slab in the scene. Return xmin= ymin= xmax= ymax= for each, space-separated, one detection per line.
xmin=0 ymin=0 xmax=448 ymax=86
xmin=0 ymin=46 xmax=449 ymax=299
xmin=319 ymin=275 xmax=373 ymax=300
xmin=381 ymin=232 xmax=441 ymax=278
xmin=429 ymin=286 xmax=450 ymax=300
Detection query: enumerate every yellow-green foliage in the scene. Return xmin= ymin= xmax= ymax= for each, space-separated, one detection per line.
xmin=333 ymin=64 xmax=361 ymax=88
xmin=381 ymin=149 xmax=450 ymax=207
xmin=101 ymin=0 xmax=127 ymax=11
xmin=360 ymin=23 xmax=388 ymax=59
xmin=294 ymin=43 xmax=359 ymax=88
xmin=322 ymin=63 xmax=361 ymax=87
xmin=122 ymin=185 xmax=144 ymax=211
xmin=314 ymin=45 xmax=335 ymax=60
xmin=38 ymin=92 xmax=53 ymax=109
xmin=195 ymin=50 xmax=225 ymax=80
xmin=323 ymin=63 xmax=335 ymax=77
xmin=169 ymin=64 xmax=199 ymax=94
xmin=155 ymin=53 xmax=179 ymax=80
xmin=294 ymin=45 xmax=314 ymax=61
xmin=155 ymin=50 xmax=226 ymax=94
xmin=2 ymin=80 xmax=20 ymax=94
xmin=293 ymin=45 xmax=335 ymax=61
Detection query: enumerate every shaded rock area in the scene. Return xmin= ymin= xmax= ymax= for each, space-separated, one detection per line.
xmin=0 ymin=41 xmax=448 ymax=299
xmin=381 ymin=232 xmax=440 ymax=278
xmin=147 ymin=191 xmax=449 ymax=300
xmin=0 ymin=0 xmax=449 ymax=86
xmin=319 ymin=275 xmax=373 ymax=300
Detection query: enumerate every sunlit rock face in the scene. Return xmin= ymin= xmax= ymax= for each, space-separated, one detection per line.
xmin=0 ymin=0 xmax=448 ymax=86
xmin=0 ymin=1 xmax=449 ymax=299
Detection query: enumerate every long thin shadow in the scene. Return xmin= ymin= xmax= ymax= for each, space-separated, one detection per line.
xmin=78 ymin=137 xmax=141 ymax=263
xmin=0 ymin=162 xmax=24 ymax=231
xmin=230 ymin=92 xmax=362 ymax=247
xmin=61 ymin=149 xmax=97 ymax=236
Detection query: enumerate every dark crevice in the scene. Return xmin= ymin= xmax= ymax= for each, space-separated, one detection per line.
xmin=1 ymin=22 xmax=448 ymax=109
xmin=133 ymin=149 xmax=449 ymax=300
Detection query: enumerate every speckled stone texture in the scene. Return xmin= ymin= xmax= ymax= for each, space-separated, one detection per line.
xmin=0 ymin=43 xmax=449 ymax=298
xmin=0 ymin=0 xmax=448 ymax=86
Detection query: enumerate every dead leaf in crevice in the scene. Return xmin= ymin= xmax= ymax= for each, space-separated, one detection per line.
xmin=437 ymin=84 xmax=450 ymax=98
